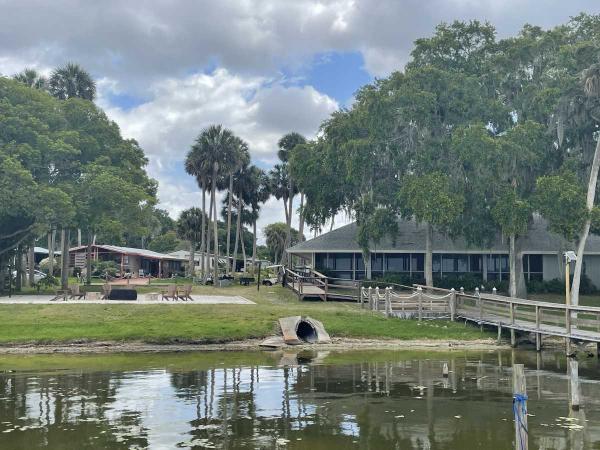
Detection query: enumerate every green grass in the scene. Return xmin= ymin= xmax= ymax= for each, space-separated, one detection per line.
xmin=0 ymin=285 xmax=487 ymax=345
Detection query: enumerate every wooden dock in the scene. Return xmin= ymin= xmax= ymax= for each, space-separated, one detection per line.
xmin=361 ymin=283 xmax=600 ymax=352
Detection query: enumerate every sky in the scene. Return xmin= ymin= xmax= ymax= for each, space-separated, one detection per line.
xmin=2 ymin=0 xmax=600 ymax=243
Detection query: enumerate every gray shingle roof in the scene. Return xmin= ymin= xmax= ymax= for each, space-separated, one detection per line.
xmin=288 ymin=216 xmax=600 ymax=254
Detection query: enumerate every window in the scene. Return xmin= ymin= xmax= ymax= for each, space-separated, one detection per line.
xmin=441 ymin=254 xmax=469 ymax=274
xmin=386 ymin=254 xmax=410 ymax=272
xmin=524 ymin=254 xmax=543 ymax=281
xmin=355 ymin=254 xmax=365 ymax=271
xmin=470 ymin=255 xmax=482 ymax=272
xmin=315 ymin=253 xmax=329 ymax=271
xmin=487 ymin=254 xmax=509 ymax=281
xmin=331 ymin=253 xmax=352 ymax=271
xmin=412 ymin=254 xmax=424 ymax=272
xmin=371 ymin=253 xmax=383 ymax=271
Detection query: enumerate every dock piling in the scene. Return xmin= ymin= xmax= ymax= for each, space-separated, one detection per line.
xmin=512 ymin=364 xmax=528 ymax=450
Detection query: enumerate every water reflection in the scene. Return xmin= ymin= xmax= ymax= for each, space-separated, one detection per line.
xmin=1 ymin=350 xmax=599 ymax=449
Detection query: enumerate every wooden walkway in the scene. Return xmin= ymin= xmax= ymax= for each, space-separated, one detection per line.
xmin=361 ymin=284 xmax=600 ymax=353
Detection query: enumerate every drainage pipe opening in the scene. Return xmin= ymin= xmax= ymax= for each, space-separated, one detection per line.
xmin=296 ymin=320 xmax=318 ymax=343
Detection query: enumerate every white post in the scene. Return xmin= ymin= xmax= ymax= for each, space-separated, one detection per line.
xmin=569 ymin=359 xmax=580 ymax=411
xmin=417 ymin=286 xmax=423 ymax=321
xmin=385 ymin=287 xmax=392 ymax=318
xmin=450 ymin=288 xmax=456 ymax=321
xmin=368 ymin=286 xmax=373 ymax=310
xmin=374 ymin=287 xmax=380 ymax=311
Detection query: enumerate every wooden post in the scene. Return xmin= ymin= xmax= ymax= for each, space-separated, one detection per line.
xmin=442 ymin=362 xmax=449 ymax=378
xmin=374 ymin=287 xmax=380 ymax=311
xmin=566 ymin=305 xmax=572 ymax=355
xmin=450 ymin=288 xmax=456 ymax=321
xmin=417 ymin=286 xmax=423 ymax=321
xmin=368 ymin=286 xmax=372 ymax=310
xmin=535 ymin=305 xmax=541 ymax=352
xmin=512 ymin=364 xmax=528 ymax=450
xmin=356 ymin=282 xmax=361 ymax=304
xmin=385 ymin=287 xmax=392 ymax=318
xmin=497 ymin=325 xmax=502 ymax=344
xmin=476 ymin=287 xmax=483 ymax=330
xmin=510 ymin=302 xmax=516 ymax=347
xmin=460 ymin=286 xmax=464 ymax=295
xmin=492 ymin=287 xmax=497 ymax=296
xmin=569 ymin=359 xmax=580 ymax=411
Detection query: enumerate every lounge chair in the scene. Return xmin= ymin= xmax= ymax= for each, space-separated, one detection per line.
xmin=161 ymin=284 xmax=178 ymax=301
xmin=69 ymin=284 xmax=86 ymax=300
xmin=101 ymin=284 xmax=112 ymax=300
xmin=178 ymin=284 xmax=193 ymax=301
xmin=50 ymin=289 xmax=69 ymax=302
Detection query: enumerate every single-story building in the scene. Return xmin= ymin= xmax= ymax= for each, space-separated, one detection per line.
xmin=33 ymin=247 xmax=61 ymax=264
xmin=166 ymin=250 xmax=228 ymax=273
xmin=69 ymin=244 xmax=183 ymax=278
xmin=286 ymin=216 xmax=600 ymax=286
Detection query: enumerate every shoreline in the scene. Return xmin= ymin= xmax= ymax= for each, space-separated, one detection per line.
xmin=0 ymin=337 xmax=508 ymax=355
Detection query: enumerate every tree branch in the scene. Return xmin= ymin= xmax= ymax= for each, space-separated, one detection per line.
xmin=0 ymin=224 xmax=35 ymax=241
xmin=0 ymin=232 xmax=32 ymax=256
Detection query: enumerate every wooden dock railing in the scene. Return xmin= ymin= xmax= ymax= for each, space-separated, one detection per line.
xmin=358 ymin=283 xmax=600 ymax=353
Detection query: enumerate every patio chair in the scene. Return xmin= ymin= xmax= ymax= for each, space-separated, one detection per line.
xmin=178 ymin=284 xmax=193 ymax=301
xmin=50 ymin=289 xmax=69 ymax=302
xmin=161 ymin=284 xmax=178 ymax=301
xmin=69 ymin=284 xmax=86 ymax=300
xmin=101 ymin=284 xmax=112 ymax=300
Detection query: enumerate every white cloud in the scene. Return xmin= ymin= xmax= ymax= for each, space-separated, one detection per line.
xmin=98 ymin=68 xmax=338 ymax=239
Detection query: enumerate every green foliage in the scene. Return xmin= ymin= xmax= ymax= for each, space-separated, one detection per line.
xmin=147 ymin=231 xmax=180 ymax=253
xmin=534 ymin=172 xmax=588 ymax=241
xmin=263 ymin=222 xmax=302 ymax=264
xmin=398 ymin=172 xmax=464 ymax=230
xmin=91 ymin=260 xmax=118 ymax=278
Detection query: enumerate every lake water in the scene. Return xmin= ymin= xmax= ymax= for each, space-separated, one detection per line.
xmin=0 ymin=349 xmax=598 ymax=449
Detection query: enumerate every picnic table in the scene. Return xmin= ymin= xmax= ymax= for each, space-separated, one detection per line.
xmin=239 ymin=277 xmax=255 ymax=286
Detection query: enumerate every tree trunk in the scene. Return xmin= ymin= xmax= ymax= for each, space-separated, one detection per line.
xmin=232 ymin=197 xmax=241 ymax=274
xmin=241 ymin=227 xmax=247 ymax=273
xmin=86 ymin=231 xmax=92 ymax=285
xmin=572 ymin=136 xmax=600 ymax=305
xmin=509 ymin=233 xmax=517 ymax=298
xmin=77 ymin=228 xmax=82 ymax=247
xmin=298 ymin=192 xmax=305 ymax=240
xmin=61 ymin=228 xmax=69 ymax=290
xmin=425 ymin=222 xmax=433 ymax=287
xmin=48 ymin=229 xmax=55 ymax=276
xmin=189 ymin=240 xmax=195 ymax=278
xmin=28 ymin=243 xmax=35 ymax=287
xmin=200 ymin=179 xmax=206 ymax=276
xmin=283 ymin=192 xmax=294 ymax=266
xmin=206 ymin=183 xmax=213 ymax=278
xmin=212 ymin=168 xmax=219 ymax=283
xmin=15 ymin=247 xmax=22 ymax=291
xmin=252 ymin=219 xmax=257 ymax=274
xmin=226 ymin=174 xmax=234 ymax=274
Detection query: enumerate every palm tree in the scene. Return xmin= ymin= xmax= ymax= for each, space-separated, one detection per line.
xmin=225 ymin=137 xmax=250 ymax=274
xmin=187 ymin=125 xmax=237 ymax=282
xmin=571 ymin=64 xmax=600 ymax=305
xmin=13 ymin=68 xmax=47 ymax=90
xmin=48 ymin=63 xmax=96 ymax=101
xmin=277 ymin=132 xmax=306 ymax=265
xmin=176 ymin=208 xmax=203 ymax=277
xmin=185 ymin=148 xmax=210 ymax=277
xmin=247 ymin=167 xmax=270 ymax=272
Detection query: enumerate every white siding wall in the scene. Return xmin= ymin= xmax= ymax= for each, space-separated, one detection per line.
xmin=584 ymin=255 xmax=600 ymax=288
xmin=542 ymin=254 xmax=561 ymax=281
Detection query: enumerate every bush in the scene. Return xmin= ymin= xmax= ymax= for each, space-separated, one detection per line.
xmin=527 ymin=274 xmax=597 ymax=295
xmin=39 ymin=257 xmax=59 ymax=276
xmin=92 ymin=261 xmax=118 ymax=278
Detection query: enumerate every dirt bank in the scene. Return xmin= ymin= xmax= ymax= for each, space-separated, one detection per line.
xmin=0 ymin=338 xmax=507 ymax=355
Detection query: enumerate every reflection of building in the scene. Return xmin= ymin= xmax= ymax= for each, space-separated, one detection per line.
xmin=69 ymin=244 xmax=183 ymax=277
xmin=287 ymin=216 xmax=600 ymax=285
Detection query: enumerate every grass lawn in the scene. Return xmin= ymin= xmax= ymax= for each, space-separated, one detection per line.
xmin=0 ymin=285 xmax=487 ymax=344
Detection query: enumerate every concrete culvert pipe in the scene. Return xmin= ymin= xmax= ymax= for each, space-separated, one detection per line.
xmin=296 ymin=320 xmax=318 ymax=343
